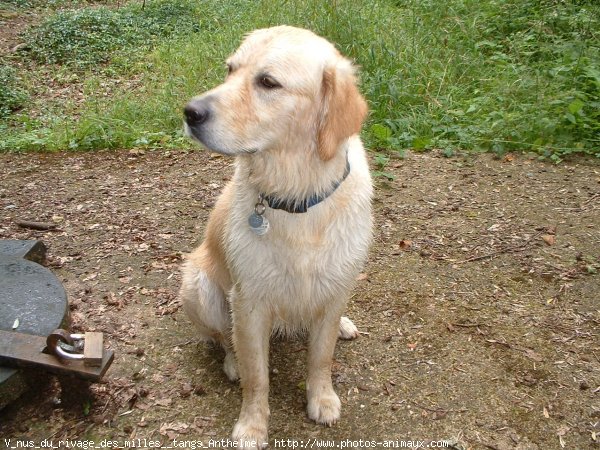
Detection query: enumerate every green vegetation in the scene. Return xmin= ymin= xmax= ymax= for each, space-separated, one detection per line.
xmin=0 ymin=65 xmax=28 ymax=119
xmin=24 ymin=1 xmax=202 ymax=68
xmin=1 ymin=0 xmax=598 ymax=160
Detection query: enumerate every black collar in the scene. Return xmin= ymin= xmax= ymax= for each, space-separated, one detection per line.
xmin=262 ymin=156 xmax=351 ymax=214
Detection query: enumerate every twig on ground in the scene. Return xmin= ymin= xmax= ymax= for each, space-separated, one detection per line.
xmin=408 ymin=399 xmax=468 ymax=414
xmin=457 ymin=232 xmax=543 ymax=264
xmin=172 ymin=339 xmax=195 ymax=347
xmin=450 ymin=322 xmax=482 ymax=328
xmin=15 ymin=219 xmax=59 ymax=231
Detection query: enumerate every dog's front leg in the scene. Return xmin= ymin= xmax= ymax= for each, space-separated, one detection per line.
xmin=231 ymin=290 xmax=271 ymax=449
xmin=306 ymin=307 xmax=343 ymax=426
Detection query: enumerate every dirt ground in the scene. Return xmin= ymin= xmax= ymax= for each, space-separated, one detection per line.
xmin=0 ymin=149 xmax=598 ymax=449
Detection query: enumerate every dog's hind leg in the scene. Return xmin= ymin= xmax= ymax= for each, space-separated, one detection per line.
xmin=180 ymin=257 xmax=238 ymax=381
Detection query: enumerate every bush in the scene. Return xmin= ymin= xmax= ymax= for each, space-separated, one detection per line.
xmin=2 ymin=0 xmax=83 ymax=7
xmin=360 ymin=0 xmax=600 ymax=159
xmin=472 ymin=0 xmax=600 ymax=160
xmin=0 ymin=65 xmax=28 ymax=119
xmin=24 ymin=0 xmax=202 ymax=68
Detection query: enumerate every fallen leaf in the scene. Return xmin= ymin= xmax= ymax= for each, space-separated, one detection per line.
xmin=135 ymin=401 xmax=151 ymax=411
xmin=160 ymin=421 xmax=189 ymax=434
xmin=127 ymin=393 xmax=138 ymax=410
xmin=557 ymin=425 xmax=569 ymax=448
xmin=180 ymin=382 xmax=193 ymax=398
xmin=151 ymin=261 xmax=169 ymax=270
xmin=432 ymin=410 xmax=447 ymax=420
xmin=128 ymin=347 xmax=145 ymax=357
xmin=164 ymin=363 xmax=178 ymax=374
xmin=193 ymin=416 xmax=215 ymax=430
xmin=399 ymin=239 xmax=412 ymax=250
xmin=82 ymin=272 xmax=99 ymax=281
xmin=151 ymin=373 xmax=165 ymax=383
xmin=154 ymin=397 xmax=172 ymax=407
xmin=542 ymin=234 xmax=555 ymax=246
xmin=105 ymin=292 xmax=123 ymax=309
xmin=356 ymin=273 xmax=369 ymax=281
xmin=524 ymin=348 xmax=544 ymax=362
xmin=543 ymin=407 xmax=550 ymax=418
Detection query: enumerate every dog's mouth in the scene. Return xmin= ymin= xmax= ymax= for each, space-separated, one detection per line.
xmin=183 ymin=122 xmax=206 ymax=145
xmin=184 ymin=122 xmax=258 ymax=156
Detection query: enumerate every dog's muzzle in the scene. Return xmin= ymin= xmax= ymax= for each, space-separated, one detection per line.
xmin=184 ymin=99 xmax=211 ymax=128
xmin=183 ymin=96 xmax=256 ymax=156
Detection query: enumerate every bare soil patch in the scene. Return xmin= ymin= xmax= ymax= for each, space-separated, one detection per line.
xmin=0 ymin=149 xmax=598 ymax=449
xmin=0 ymin=6 xmax=34 ymax=56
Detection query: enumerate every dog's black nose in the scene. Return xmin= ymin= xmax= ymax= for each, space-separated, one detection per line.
xmin=184 ymin=101 xmax=210 ymax=126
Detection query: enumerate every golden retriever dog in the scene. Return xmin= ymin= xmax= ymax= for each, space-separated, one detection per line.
xmin=180 ymin=26 xmax=372 ymax=447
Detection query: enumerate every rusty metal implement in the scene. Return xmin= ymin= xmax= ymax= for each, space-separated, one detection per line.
xmin=0 ymin=329 xmax=114 ymax=381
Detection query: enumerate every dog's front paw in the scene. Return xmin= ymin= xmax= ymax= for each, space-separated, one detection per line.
xmin=307 ymin=389 xmax=341 ymax=426
xmin=232 ymin=419 xmax=268 ymax=449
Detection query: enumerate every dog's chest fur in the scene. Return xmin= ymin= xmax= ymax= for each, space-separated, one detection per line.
xmin=223 ymin=149 xmax=372 ymax=331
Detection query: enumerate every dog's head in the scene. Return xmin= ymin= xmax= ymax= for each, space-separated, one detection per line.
xmin=184 ymin=26 xmax=367 ymax=161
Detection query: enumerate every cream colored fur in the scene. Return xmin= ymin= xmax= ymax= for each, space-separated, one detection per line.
xmin=179 ymin=26 xmax=373 ymax=448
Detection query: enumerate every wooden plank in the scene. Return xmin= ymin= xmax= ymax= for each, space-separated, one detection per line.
xmin=0 ymin=330 xmax=113 ymax=381
xmin=83 ymin=332 xmax=103 ymax=367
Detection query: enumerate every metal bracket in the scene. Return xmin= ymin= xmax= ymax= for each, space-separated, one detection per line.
xmin=0 ymin=329 xmax=114 ymax=381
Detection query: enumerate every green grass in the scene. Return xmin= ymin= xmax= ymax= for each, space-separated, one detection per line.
xmin=1 ymin=0 xmax=599 ymax=160
xmin=0 ymin=65 xmax=28 ymax=119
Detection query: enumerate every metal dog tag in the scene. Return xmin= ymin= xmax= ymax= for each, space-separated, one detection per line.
xmin=249 ymin=195 xmax=269 ymax=236
xmin=248 ymin=212 xmax=269 ymax=236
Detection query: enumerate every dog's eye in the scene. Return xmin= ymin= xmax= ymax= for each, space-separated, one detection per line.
xmin=226 ymin=64 xmax=233 ymax=75
xmin=258 ymin=75 xmax=281 ymax=89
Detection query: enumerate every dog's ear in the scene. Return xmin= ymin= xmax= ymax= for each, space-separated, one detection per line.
xmin=317 ymin=62 xmax=368 ymax=161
